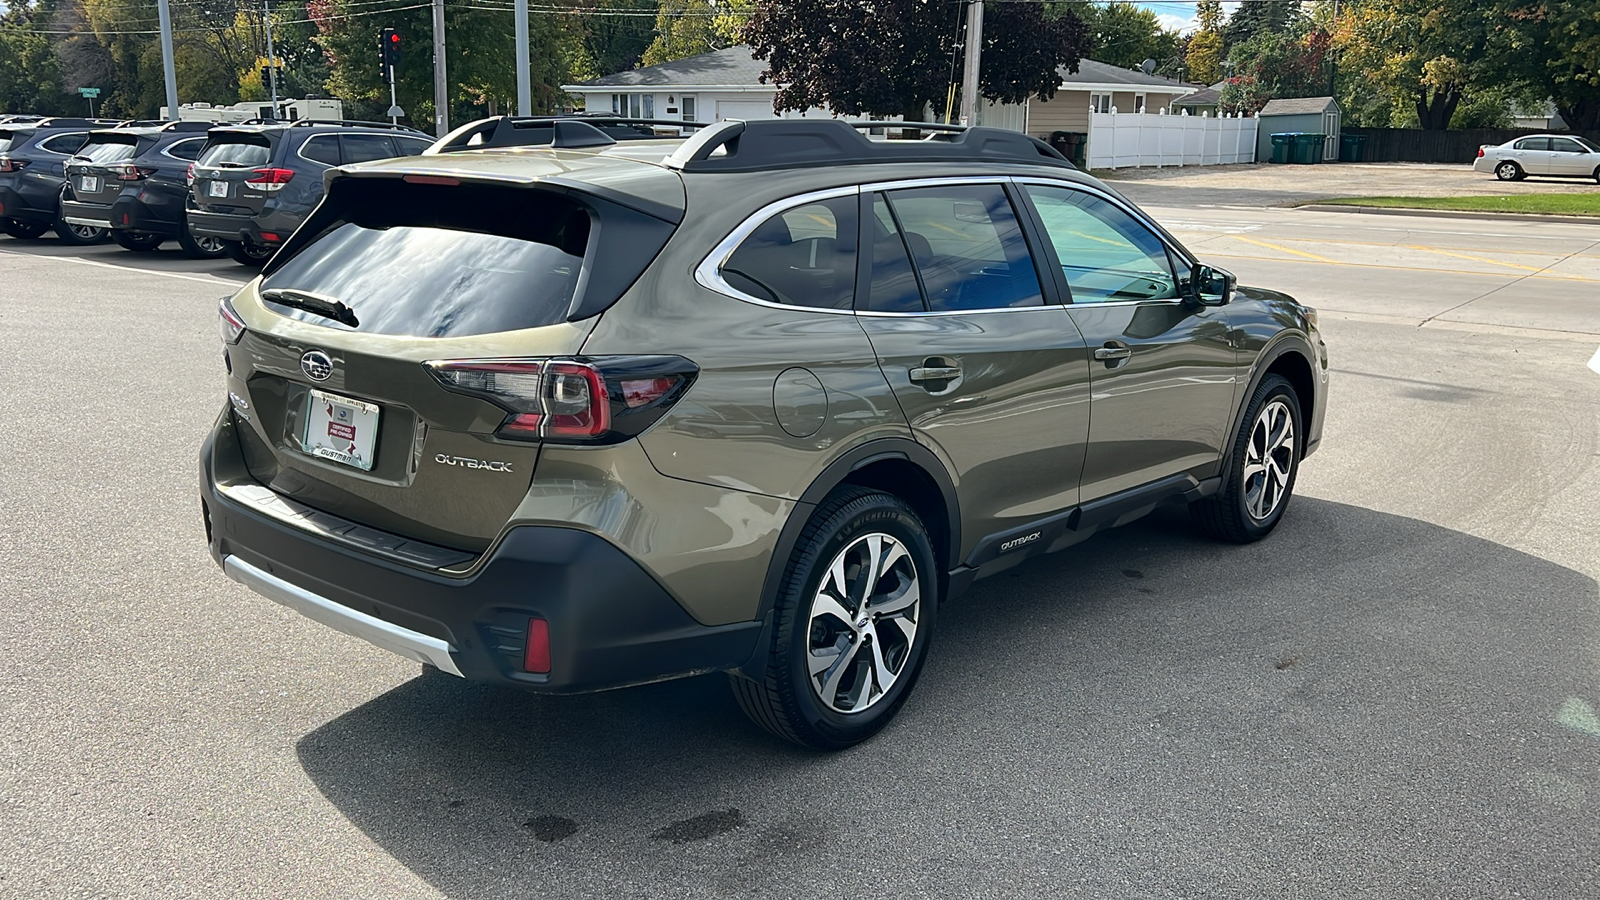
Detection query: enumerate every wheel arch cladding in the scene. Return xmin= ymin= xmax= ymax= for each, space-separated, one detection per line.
xmin=1264 ymin=350 xmax=1314 ymax=455
xmin=839 ymin=458 xmax=953 ymax=577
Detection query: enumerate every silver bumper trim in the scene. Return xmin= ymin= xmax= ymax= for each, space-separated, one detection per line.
xmin=62 ymin=216 xmax=107 ymax=227
xmin=223 ymin=555 xmax=464 ymax=677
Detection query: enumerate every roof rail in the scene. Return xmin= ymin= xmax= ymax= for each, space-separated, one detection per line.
xmin=664 ymin=119 xmax=1072 ymax=173
xmin=430 ymin=115 xmax=703 ymax=153
xmin=159 ymin=120 xmax=220 ymax=133
xmin=34 ymin=117 xmax=123 ymax=128
xmin=229 ymin=118 xmax=425 ymax=133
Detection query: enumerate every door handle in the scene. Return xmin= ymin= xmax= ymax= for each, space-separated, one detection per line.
xmin=909 ymin=359 xmax=962 ymax=383
xmin=1093 ymin=345 xmax=1132 ymax=361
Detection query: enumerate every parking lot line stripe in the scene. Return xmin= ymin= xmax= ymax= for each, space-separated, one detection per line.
xmin=1228 ymin=236 xmax=1338 ymax=262
xmin=0 ymin=247 xmax=246 ymax=287
xmin=1404 ymin=245 xmax=1546 ymax=273
xmin=1202 ymin=251 xmax=1600 ymax=284
xmin=1589 ymin=347 xmax=1600 ymax=376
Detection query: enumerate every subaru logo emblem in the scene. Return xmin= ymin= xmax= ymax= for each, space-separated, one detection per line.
xmin=300 ymin=350 xmax=334 ymax=382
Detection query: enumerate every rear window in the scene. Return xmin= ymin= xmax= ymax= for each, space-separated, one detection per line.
xmin=199 ymin=139 xmax=271 ymax=168
xmin=260 ymin=180 xmax=676 ymax=337
xmin=0 ymin=131 xmax=19 ymax=153
xmin=76 ymin=139 xmax=139 ymax=163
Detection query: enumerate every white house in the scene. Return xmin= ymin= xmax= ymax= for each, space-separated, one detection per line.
xmin=562 ymin=45 xmax=830 ymax=124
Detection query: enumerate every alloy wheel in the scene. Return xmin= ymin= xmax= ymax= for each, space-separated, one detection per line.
xmin=68 ymin=224 xmax=103 ymax=240
xmin=1243 ymin=399 xmax=1295 ymax=521
xmin=196 ymin=236 xmax=225 ymax=254
xmin=806 ymin=532 xmax=922 ymax=714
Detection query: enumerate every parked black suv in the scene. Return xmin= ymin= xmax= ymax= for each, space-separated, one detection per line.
xmin=0 ymin=117 xmax=121 ymax=244
xmin=202 ymin=117 xmax=1327 ymax=749
xmin=187 ymin=119 xmax=434 ymax=266
xmin=60 ymin=121 xmax=226 ymax=257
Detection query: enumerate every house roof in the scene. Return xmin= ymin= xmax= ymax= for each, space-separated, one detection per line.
xmin=1174 ymin=87 xmax=1221 ymax=107
xmin=1060 ymin=59 xmax=1194 ymax=94
xmin=568 ymin=46 xmax=770 ymax=90
xmin=1259 ymin=96 xmax=1339 ymax=115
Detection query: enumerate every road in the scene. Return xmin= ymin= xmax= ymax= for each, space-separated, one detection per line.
xmin=2 ymin=203 xmax=1598 ymax=899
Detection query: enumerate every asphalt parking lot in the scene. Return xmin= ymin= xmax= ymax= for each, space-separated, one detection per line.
xmin=2 ymin=164 xmax=1598 ymax=898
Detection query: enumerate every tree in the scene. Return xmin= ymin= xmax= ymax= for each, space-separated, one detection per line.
xmin=0 ymin=0 xmax=74 ymax=115
xmin=1493 ymin=0 xmax=1600 ymax=131
xmin=1332 ymin=0 xmax=1495 ymax=130
xmin=745 ymin=0 xmax=1090 ymax=121
xmin=1223 ymin=0 xmax=1304 ymax=49
xmin=640 ymin=0 xmax=745 ymax=67
xmin=1221 ymin=27 xmax=1330 ymax=113
xmin=1185 ymin=0 xmax=1225 ymax=84
xmin=570 ymin=0 xmax=658 ymax=80
xmin=1080 ymin=1 xmax=1177 ymax=72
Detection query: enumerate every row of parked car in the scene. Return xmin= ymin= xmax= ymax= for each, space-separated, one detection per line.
xmin=0 ymin=114 xmax=433 ymax=265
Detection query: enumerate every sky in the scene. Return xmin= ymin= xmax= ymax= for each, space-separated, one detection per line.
xmin=1138 ymin=1 xmax=1245 ymax=36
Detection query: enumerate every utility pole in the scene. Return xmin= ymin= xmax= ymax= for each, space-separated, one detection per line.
xmin=263 ymin=0 xmax=279 ymax=117
xmin=513 ymin=0 xmax=531 ymax=116
xmin=958 ymin=0 xmax=983 ymax=126
xmin=432 ymin=0 xmax=449 ymax=135
xmin=156 ymin=0 xmax=179 ymax=118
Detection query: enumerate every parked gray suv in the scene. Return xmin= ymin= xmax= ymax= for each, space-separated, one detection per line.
xmin=200 ymin=117 xmax=1327 ymax=749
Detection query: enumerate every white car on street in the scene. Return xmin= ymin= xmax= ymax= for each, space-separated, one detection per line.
xmin=1474 ymin=134 xmax=1600 ymax=182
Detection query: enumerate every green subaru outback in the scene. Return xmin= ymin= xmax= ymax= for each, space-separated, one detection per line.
xmin=200 ymin=117 xmax=1327 ymax=749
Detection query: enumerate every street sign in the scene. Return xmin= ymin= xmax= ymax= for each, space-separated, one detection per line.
xmin=386 ymin=105 xmax=404 ymax=118
xmin=78 ymin=87 xmax=101 ymax=98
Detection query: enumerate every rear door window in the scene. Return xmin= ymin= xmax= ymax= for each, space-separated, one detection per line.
xmin=1514 ymin=137 xmax=1550 ymax=151
xmin=299 ymin=134 xmax=341 ymax=166
xmin=717 ymin=195 xmax=858 ymax=309
xmin=340 ymin=134 xmax=397 ymax=163
xmin=199 ymin=139 xmax=271 ymax=168
xmin=879 ymin=184 xmax=1043 ymax=312
xmin=863 ymin=195 xmax=925 ymax=313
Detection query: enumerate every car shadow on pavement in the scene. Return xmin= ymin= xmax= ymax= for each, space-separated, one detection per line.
xmin=296 ymin=497 xmax=1600 ymax=899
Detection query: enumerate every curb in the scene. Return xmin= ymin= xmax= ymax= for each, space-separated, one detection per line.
xmin=1296 ymin=204 xmax=1600 ymax=226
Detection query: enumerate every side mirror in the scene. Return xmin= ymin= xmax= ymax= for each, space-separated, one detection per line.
xmin=1191 ymin=264 xmax=1235 ymax=306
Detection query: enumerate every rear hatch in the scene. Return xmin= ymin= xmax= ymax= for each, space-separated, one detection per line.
xmin=64 ymin=133 xmax=146 ymax=207
xmin=225 ymin=170 xmax=682 ymax=552
xmin=191 ymin=130 xmax=277 ymax=214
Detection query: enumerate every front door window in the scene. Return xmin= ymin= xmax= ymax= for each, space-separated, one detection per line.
xmin=1021 ymin=185 xmax=1178 ymax=303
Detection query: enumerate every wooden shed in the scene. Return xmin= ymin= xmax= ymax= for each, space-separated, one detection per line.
xmin=1256 ymin=97 xmax=1341 ymax=162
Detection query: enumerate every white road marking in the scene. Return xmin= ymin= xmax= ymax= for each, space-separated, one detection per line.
xmin=0 ymin=247 xmax=246 ymax=287
xmin=1162 ymin=220 xmax=1263 ymax=233
xmin=1589 ymin=346 xmax=1600 ymax=376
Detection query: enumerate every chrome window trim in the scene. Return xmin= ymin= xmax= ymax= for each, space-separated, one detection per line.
xmin=37 ymin=131 xmax=88 ymax=155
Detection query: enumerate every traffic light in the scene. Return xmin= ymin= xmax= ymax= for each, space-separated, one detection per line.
xmin=379 ymin=28 xmax=401 ymax=83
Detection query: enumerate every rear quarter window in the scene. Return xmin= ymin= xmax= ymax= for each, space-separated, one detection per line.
xmin=164 ymin=138 xmax=205 ymax=161
xmin=299 ymin=134 xmax=341 ymax=166
xmin=38 ymin=133 xmax=89 ymax=154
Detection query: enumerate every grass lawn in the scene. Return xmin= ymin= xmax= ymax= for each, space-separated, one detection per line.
xmin=1314 ymin=193 xmax=1600 ymax=216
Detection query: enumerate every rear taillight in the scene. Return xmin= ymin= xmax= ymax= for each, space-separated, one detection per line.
xmin=244 ymin=167 xmax=295 ymax=191
xmin=186 ymin=163 xmax=195 ymax=185
xmin=1476 ymin=146 xmax=1485 ymax=158
xmin=218 ymin=296 xmax=246 ymax=345
xmin=425 ymin=356 xmax=697 ymax=444
xmin=0 ymin=157 xmax=27 ymax=173
xmin=111 ymin=164 xmax=156 ymax=181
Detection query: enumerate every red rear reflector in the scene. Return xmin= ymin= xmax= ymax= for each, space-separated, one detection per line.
xmin=260 ymin=232 xmax=280 ymax=242
xmin=403 ymin=175 xmax=459 ymax=185
xmin=524 ymin=619 xmax=551 ymax=673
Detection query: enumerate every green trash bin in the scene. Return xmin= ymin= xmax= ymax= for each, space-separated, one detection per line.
xmin=1292 ymin=132 xmax=1326 ymax=164
xmin=1269 ymin=133 xmax=1295 ymax=164
xmin=1339 ymin=133 xmax=1367 ymax=162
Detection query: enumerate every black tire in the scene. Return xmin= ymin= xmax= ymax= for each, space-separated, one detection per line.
xmin=730 ymin=487 xmax=938 ymax=750
xmin=1494 ymin=160 xmax=1523 ymax=182
xmin=1191 ymin=374 xmax=1302 ymax=543
xmin=177 ymin=225 xmax=228 ymax=259
xmin=110 ymin=230 xmax=164 ymax=252
xmin=224 ymin=239 xmax=274 ymax=267
xmin=1 ymin=218 xmax=49 ymax=239
xmin=1592 ymin=165 xmax=1599 ymax=186
xmin=53 ymin=217 xmax=107 ymax=245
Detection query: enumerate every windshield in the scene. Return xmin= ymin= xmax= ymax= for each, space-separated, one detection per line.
xmin=75 ymin=139 xmax=139 ymax=163
xmin=261 ymin=185 xmax=593 ymax=338
xmin=198 ymin=139 xmax=270 ymax=168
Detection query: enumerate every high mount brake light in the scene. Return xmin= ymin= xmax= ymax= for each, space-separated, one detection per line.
xmin=425 ymin=356 xmax=698 ymax=444
xmin=244 ymin=167 xmax=295 ymax=191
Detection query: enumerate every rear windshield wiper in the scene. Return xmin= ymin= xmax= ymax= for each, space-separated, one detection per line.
xmin=260 ymin=287 xmax=360 ymax=329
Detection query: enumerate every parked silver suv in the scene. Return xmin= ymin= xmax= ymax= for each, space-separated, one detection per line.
xmin=200 ymin=117 xmax=1328 ymax=749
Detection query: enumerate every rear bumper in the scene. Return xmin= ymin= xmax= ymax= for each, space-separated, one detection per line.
xmin=187 ymin=206 xmax=298 ymax=245
xmin=0 ymin=179 xmax=59 ymax=224
xmin=58 ymin=198 xmax=114 ymax=229
xmin=200 ymin=415 xmax=762 ymax=693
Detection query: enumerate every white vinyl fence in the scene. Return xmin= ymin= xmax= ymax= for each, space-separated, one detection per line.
xmin=1086 ymin=110 xmax=1259 ymax=170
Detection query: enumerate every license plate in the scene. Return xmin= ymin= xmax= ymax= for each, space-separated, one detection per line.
xmin=79 ymin=176 xmax=99 ymax=192
xmin=301 ymin=389 xmax=379 ymax=471
xmin=208 ymin=180 xmax=229 ymax=198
